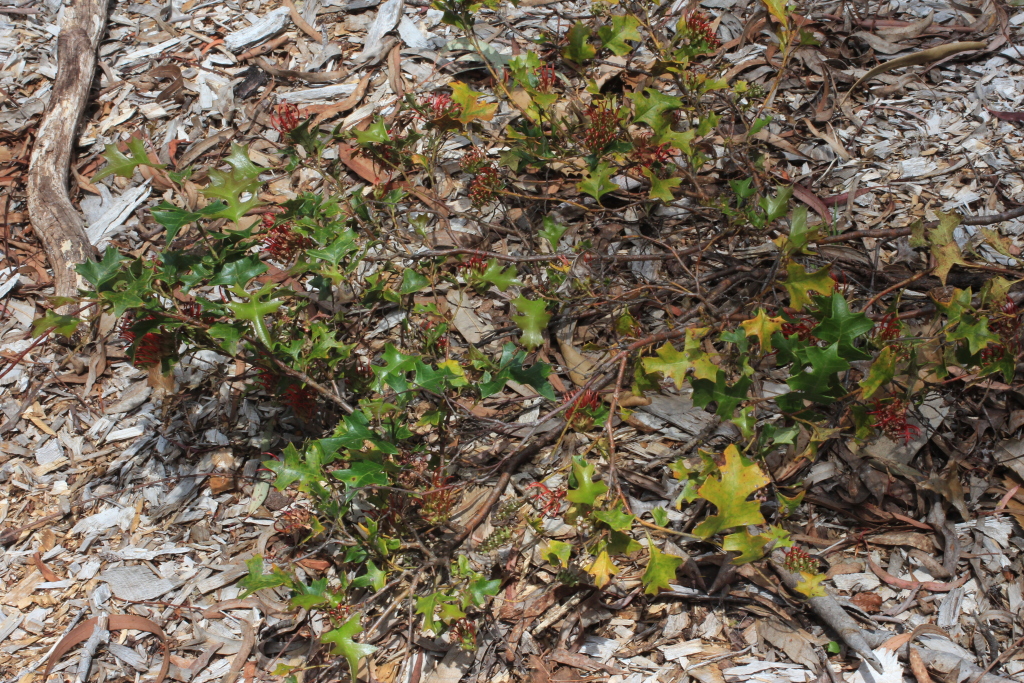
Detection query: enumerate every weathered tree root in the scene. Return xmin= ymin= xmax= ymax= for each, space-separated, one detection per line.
xmin=27 ymin=0 xmax=109 ymax=309
xmin=770 ymin=551 xmax=884 ymax=673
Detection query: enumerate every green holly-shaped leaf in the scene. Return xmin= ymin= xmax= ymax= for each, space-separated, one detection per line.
xmin=629 ymin=88 xmax=683 ymax=130
xmin=785 ymin=342 xmax=850 ymax=402
xmin=564 ymin=21 xmax=596 ymax=62
xmin=543 ymin=539 xmax=572 ymax=567
xmin=723 ymin=530 xmax=769 ymax=564
xmin=812 ymin=293 xmax=874 ymax=359
xmin=538 ymin=216 xmax=569 ymax=250
xmin=77 ymin=246 xmax=125 ymax=290
xmin=859 ymin=346 xmax=897 ymax=399
xmin=598 ymin=14 xmax=641 ymax=56
xmin=781 ymin=262 xmax=835 ymax=311
xmin=355 ymin=118 xmax=391 ymax=146
xmin=578 ymin=162 xmax=618 ymax=201
xmin=239 ymin=555 xmax=292 ymax=594
xmin=593 ymin=509 xmax=636 ymax=532
xmin=759 ymin=185 xmax=793 ymax=222
xmin=352 ymin=560 xmax=387 ymax=591
xmin=400 ymin=269 xmax=430 ymax=295
xmin=692 ymin=444 xmax=768 ymax=538
xmin=32 ymin=310 xmax=81 ymax=338
xmin=321 ymin=614 xmax=378 ymax=678
xmin=773 ymin=205 xmax=818 ymax=256
xmin=476 ymin=259 xmax=521 ymax=291
xmin=511 ymin=296 xmax=551 ymax=350
xmin=642 ymin=168 xmax=682 ymax=202
xmin=566 ymin=455 xmax=608 ymax=506
xmin=450 ymin=81 xmax=497 ymax=124
xmin=642 ymin=544 xmax=683 ymax=595
xmin=643 ymin=342 xmax=691 ymax=389
xmin=93 ymin=137 xmax=165 ymax=181
xmin=227 ymin=283 xmax=283 ymax=349
xmin=151 ymin=200 xmax=228 ymax=243
xmin=949 ymin=317 xmax=999 ymax=355
xmin=371 ymin=344 xmax=421 ymax=395
xmin=201 ymin=144 xmax=264 ymax=223
xmin=691 ymin=370 xmax=751 ymax=418
xmin=331 ymin=460 xmax=388 ymax=489
xmin=210 ymin=255 xmax=268 ymax=288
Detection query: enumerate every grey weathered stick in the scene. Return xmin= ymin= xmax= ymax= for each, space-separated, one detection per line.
xmin=27 ymin=0 xmax=109 ymax=308
xmin=845 ymin=41 xmax=986 ymax=97
xmin=770 ymin=551 xmax=883 ymax=673
xmin=74 ymin=613 xmax=108 ymax=683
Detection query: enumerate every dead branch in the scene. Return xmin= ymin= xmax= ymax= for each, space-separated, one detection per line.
xmin=27 ymin=0 xmax=109 ymax=309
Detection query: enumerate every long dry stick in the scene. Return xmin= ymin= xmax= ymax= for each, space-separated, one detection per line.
xmin=27 ymin=0 xmax=109 ymax=309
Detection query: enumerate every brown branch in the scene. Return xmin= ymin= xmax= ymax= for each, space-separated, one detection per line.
xmin=27 ymin=0 xmax=109 ymax=310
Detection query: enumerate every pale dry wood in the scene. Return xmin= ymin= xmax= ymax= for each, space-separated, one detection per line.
xmin=27 ymin=0 xmax=110 ymax=307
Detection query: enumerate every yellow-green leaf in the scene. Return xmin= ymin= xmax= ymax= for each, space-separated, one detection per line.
xmin=641 ymin=327 xmax=709 ymax=388
xmin=566 ymin=455 xmax=608 ymax=506
xmin=450 ymin=81 xmax=497 ymax=125
xmin=692 ymin=444 xmax=768 ymax=539
xmin=543 ymin=540 xmax=572 ymax=568
xmin=859 ymin=346 xmax=896 ymax=399
xmin=781 ymin=262 xmax=835 ymax=311
xmin=741 ymin=308 xmax=784 ymax=353
xmin=587 ymin=551 xmax=619 ymax=588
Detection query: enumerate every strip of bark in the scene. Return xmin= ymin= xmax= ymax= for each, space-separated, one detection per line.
xmin=27 ymin=0 xmax=109 ymax=308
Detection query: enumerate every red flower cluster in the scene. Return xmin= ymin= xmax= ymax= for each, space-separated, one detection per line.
xmin=262 ymin=214 xmax=312 ymax=262
xmin=869 ymin=398 xmax=921 ymax=443
xmin=525 ymin=482 xmax=565 ymax=517
xmin=782 ymin=546 xmax=817 ymax=574
xmin=982 ymin=298 xmax=1021 ymax=363
xmin=632 ymin=133 xmax=673 ymax=166
xmin=418 ymin=93 xmax=462 ymax=125
xmin=281 ymin=384 xmax=317 ymax=421
xmin=468 ymin=166 xmax=503 ymax=207
xmin=271 ymin=103 xmax=301 ymax=134
xmin=460 ymin=146 xmax=489 ymax=174
xmin=119 ymin=314 xmax=165 ymax=368
xmin=565 ymin=388 xmax=600 ymax=424
xmin=682 ymin=11 xmax=720 ymax=50
xmin=874 ymin=312 xmax=902 ymax=342
xmin=256 ymin=366 xmax=278 ymax=393
xmin=583 ymin=102 xmax=619 ymax=155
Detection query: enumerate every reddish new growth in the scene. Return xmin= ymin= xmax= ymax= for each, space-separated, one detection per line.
xmin=632 ymin=133 xmax=673 ymax=166
xmin=869 ymin=398 xmax=921 ymax=443
xmin=583 ymin=102 xmax=619 ymax=154
xmin=468 ymin=165 xmax=503 ymax=207
xmin=565 ymin=388 xmax=600 ymax=424
xmin=874 ymin=313 xmax=901 ymax=342
xmin=262 ymin=214 xmax=312 ymax=262
xmin=119 ymin=314 xmax=164 ymax=368
xmin=537 ymin=65 xmax=558 ymax=92
xmin=782 ymin=546 xmax=817 ymax=574
xmin=458 ymin=255 xmax=488 ymax=274
xmin=682 ymin=11 xmax=721 ymax=50
xmin=419 ymin=92 xmax=462 ymax=124
xmin=281 ymin=384 xmax=317 ymax=421
xmin=781 ymin=315 xmax=816 ymax=342
xmin=982 ymin=299 xmax=1021 ymax=363
xmin=525 ymin=482 xmax=565 ymax=517
xmin=271 ymin=103 xmax=301 ymax=134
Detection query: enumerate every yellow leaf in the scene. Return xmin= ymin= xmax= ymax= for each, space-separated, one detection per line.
xmin=586 ymin=550 xmax=619 ymax=588
xmin=741 ymin=308 xmax=784 ymax=353
xmin=782 ymin=262 xmax=834 ymax=311
xmin=795 ymin=571 xmax=827 ymax=597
